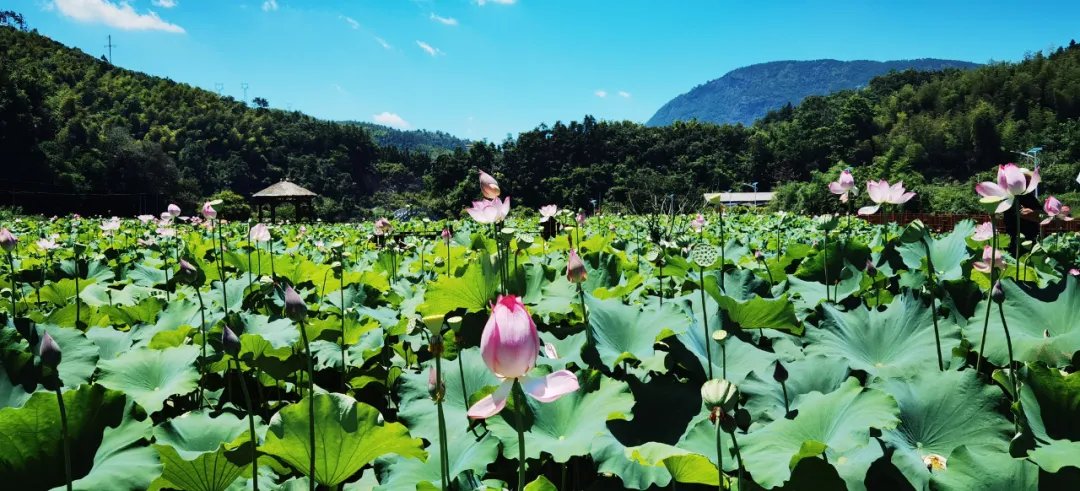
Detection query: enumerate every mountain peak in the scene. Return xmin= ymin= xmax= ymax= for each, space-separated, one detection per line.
xmin=647 ymin=58 xmax=981 ymax=127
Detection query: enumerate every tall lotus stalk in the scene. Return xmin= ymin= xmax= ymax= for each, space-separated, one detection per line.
xmin=1 ymin=228 xmax=18 ymax=319
xmin=179 ymin=259 xmax=208 ymax=407
xmin=333 ymin=247 xmax=348 ymax=391
xmin=223 ymin=326 xmax=258 ymax=491
xmin=690 ymin=244 xmax=718 ymax=378
xmin=991 ymin=281 xmax=1019 ymax=398
xmin=467 ymin=296 xmax=579 ymax=491
xmin=773 ymin=361 xmax=790 ymax=415
xmin=920 ymin=235 xmax=945 ymax=371
xmin=567 ymin=249 xmax=591 ymax=347
xmin=40 ymin=333 xmax=70 ymax=491
xmin=284 ymin=285 xmax=315 ymax=491
xmin=423 ymin=315 xmax=451 ymax=489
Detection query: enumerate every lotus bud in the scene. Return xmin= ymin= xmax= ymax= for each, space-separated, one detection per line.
xmin=754 ymin=250 xmax=765 ymax=262
xmin=700 ymin=378 xmax=738 ymax=413
xmin=479 ymin=170 xmax=501 ymax=199
xmin=567 ymin=249 xmax=587 ymax=284
xmin=222 ymin=326 xmax=241 ymax=356
xmin=772 ymin=361 xmax=789 ymax=383
xmin=991 ymin=281 xmax=1005 ymax=304
xmin=900 ymin=220 xmax=928 ymax=243
xmin=0 ymin=228 xmax=17 ymax=253
xmin=441 ymin=228 xmax=452 ymax=244
xmin=39 ymin=332 xmax=61 ymax=368
xmin=168 ymin=203 xmax=181 ymax=217
xmin=865 ymin=259 xmax=878 ymax=278
xmin=284 ymin=285 xmax=307 ymax=321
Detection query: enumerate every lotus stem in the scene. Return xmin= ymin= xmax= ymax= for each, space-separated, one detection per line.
xmin=578 ymin=284 xmax=593 ymax=348
xmin=699 ymin=266 xmax=713 ymax=379
xmin=194 ymin=287 xmax=208 ymax=408
xmin=822 ymin=230 xmax=830 ymax=303
xmin=714 ymin=418 xmax=726 ymax=490
xmin=162 ymin=247 xmax=171 ymax=302
xmin=513 ymin=380 xmax=527 ymax=491
xmin=976 ymin=226 xmax=998 ymax=374
xmin=996 ymin=298 xmax=1019 ymax=399
xmin=216 ymin=222 xmax=229 ymax=313
xmin=728 ymin=429 xmax=744 ymax=491
xmin=232 ymin=359 xmax=259 ymax=491
xmin=921 ymin=239 xmax=944 ymax=371
xmin=54 ymin=386 xmax=72 ymax=491
xmin=339 ymin=262 xmax=348 ymax=391
xmin=780 ymin=379 xmax=790 ymax=415
xmin=298 ymin=316 xmax=316 ymax=491
xmin=6 ymin=250 xmax=16 ymax=319
xmin=434 ymin=353 xmax=450 ymax=489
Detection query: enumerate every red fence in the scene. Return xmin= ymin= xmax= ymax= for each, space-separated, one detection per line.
xmin=859 ymin=213 xmax=1080 ymax=233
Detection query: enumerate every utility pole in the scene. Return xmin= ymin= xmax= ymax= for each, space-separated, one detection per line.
xmin=104 ymin=35 xmax=117 ymax=64
xmin=214 ymin=83 xmax=224 ymax=96
xmin=240 ymin=82 xmax=249 ymax=103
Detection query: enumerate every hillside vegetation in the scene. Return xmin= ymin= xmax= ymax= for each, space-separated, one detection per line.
xmin=3 ymin=23 xmax=1080 ymax=219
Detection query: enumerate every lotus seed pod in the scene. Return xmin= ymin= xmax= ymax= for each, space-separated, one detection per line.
xmin=700 ymin=378 xmax=738 ymax=413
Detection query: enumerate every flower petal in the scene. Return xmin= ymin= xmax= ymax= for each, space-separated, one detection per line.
xmin=467 ymin=380 xmax=513 ymax=419
xmin=1024 ymin=167 xmax=1041 ymax=195
xmin=975 ymin=182 xmax=1008 ymax=199
xmin=857 ymin=205 xmax=880 ymax=216
xmin=1001 ymin=164 xmax=1027 ymax=195
xmin=828 ymin=182 xmax=845 ymax=195
xmin=994 ymin=198 xmax=1014 ymax=214
xmin=522 ymin=370 xmax=579 ymax=403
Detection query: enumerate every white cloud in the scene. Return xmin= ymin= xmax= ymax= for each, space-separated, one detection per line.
xmin=151 ymin=0 xmax=177 ymax=8
xmin=261 ymin=0 xmax=278 ymax=12
xmin=618 ymin=90 xmax=631 ymax=98
xmin=373 ymin=112 xmax=411 ymax=129
xmin=53 ymin=0 xmax=185 ymax=33
xmin=374 ymin=36 xmax=392 ymax=49
xmin=340 ymin=15 xmax=359 ymax=29
xmin=594 ymin=90 xmax=608 ymax=98
xmin=477 ymin=0 xmax=516 ymax=5
xmin=430 ymin=13 xmax=458 ymax=26
xmin=416 ymin=40 xmax=443 ymax=56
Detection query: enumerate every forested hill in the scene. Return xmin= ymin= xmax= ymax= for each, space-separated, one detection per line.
xmin=341 ymin=122 xmax=469 ymax=154
xmin=647 ymin=59 xmax=981 ymax=126
xmin=0 ymin=25 xmax=413 ymax=218
xmin=3 ymin=22 xmax=1080 ymax=220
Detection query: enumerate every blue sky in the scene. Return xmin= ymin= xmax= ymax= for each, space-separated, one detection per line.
xmin=17 ymin=0 xmax=1080 ymax=140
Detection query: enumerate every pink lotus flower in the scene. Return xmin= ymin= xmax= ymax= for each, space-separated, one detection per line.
xmin=857 ymin=180 xmax=915 ymax=216
xmin=250 ymin=223 xmax=271 ymax=242
xmin=168 ymin=204 xmax=181 ymax=217
xmin=36 ymin=236 xmax=59 ymax=251
xmin=479 ymin=170 xmax=501 ymax=199
xmin=1041 ymin=196 xmax=1072 ymax=225
xmin=100 ymin=217 xmax=120 ymax=233
xmin=973 ymin=245 xmax=1005 ymax=273
xmin=0 ymin=228 xmax=18 ymax=253
xmin=566 ymin=249 xmax=587 ymax=283
xmin=972 ymin=222 xmax=993 ymax=242
xmin=1070 ymin=269 xmax=1079 ymax=276
xmin=138 ymin=237 xmax=156 ymax=246
xmin=828 ymin=170 xmax=856 ymax=203
xmin=201 ymin=201 xmax=219 ymax=220
xmin=467 ymin=197 xmax=510 ymax=224
xmin=156 ymin=226 xmax=176 ymax=238
xmin=441 ymin=228 xmax=451 ymax=244
xmin=975 ymin=163 xmax=1039 ymax=213
xmin=691 ymin=213 xmax=705 ymax=233
xmin=137 ymin=214 xmax=155 ymax=224
xmin=538 ymin=205 xmax=558 ymax=223
xmin=467 ymin=295 xmax=578 ymax=419
xmin=374 ymin=218 xmax=392 ymax=236
xmin=576 ymin=213 xmax=585 ymax=225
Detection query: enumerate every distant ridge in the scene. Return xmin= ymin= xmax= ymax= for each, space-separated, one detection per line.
xmin=647 ymin=58 xmax=981 ymax=127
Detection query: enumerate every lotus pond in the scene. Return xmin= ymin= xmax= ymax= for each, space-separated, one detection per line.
xmin=0 ymin=207 xmax=1078 ymax=490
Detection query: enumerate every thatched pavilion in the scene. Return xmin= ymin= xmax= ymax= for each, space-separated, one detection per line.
xmin=251 ymin=180 xmax=318 ymax=222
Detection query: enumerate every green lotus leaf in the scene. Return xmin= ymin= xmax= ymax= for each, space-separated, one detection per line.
xmin=56 ymin=405 xmax=161 ymax=491
xmin=663 ymin=453 xmax=721 ymax=486
xmin=586 ymin=294 xmax=689 ymax=371
xmin=591 ymin=434 xmax=673 ymax=489
xmin=0 ymin=384 xmax=125 ymax=489
xmin=964 ymin=277 xmax=1080 ymax=368
xmin=153 ymin=410 xmax=250 ymax=491
xmin=673 ymin=305 xmax=777 ymax=384
xmin=0 ymin=366 xmax=31 ymax=409
xmin=740 ymin=377 xmax=899 ymax=489
xmin=375 ymin=422 xmax=499 ymax=491
xmin=36 ymin=324 xmax=100 ymax=389
xmin=396 ymin=347 xmax=500 ymax=443
xmin=930 ymin=445 xmax=1039 ymax=490
xmin=418 ymin=259 xmax=498 ymax=316
xmin=897 ymin=219 xmax=974 ymax=282
xmin=875 ymin=370 xmax=1012 ymax=489
xmin=488 ymin=374 xmax=634 ymax=463
xmin=808 ymin=294 xmax=961 ymax=377
xmin=260 ymin=393 xmax=425 ymax=487
xmin=85 ymin=326 xmax=131 ymax=361
xmin=97 ymin=345 xmax=200 ymax=414
xmin=739 ymin=355 xmax=850 ymax=425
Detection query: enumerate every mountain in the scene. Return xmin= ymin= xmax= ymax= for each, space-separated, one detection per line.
xmin=647 ymin=59 xmax=981 ymax=127
xmin=341 ymin=122 xmax=469 ymax=154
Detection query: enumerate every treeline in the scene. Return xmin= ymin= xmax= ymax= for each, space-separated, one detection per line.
xmin=3 ymin=21 xmax=1080 ymax=220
